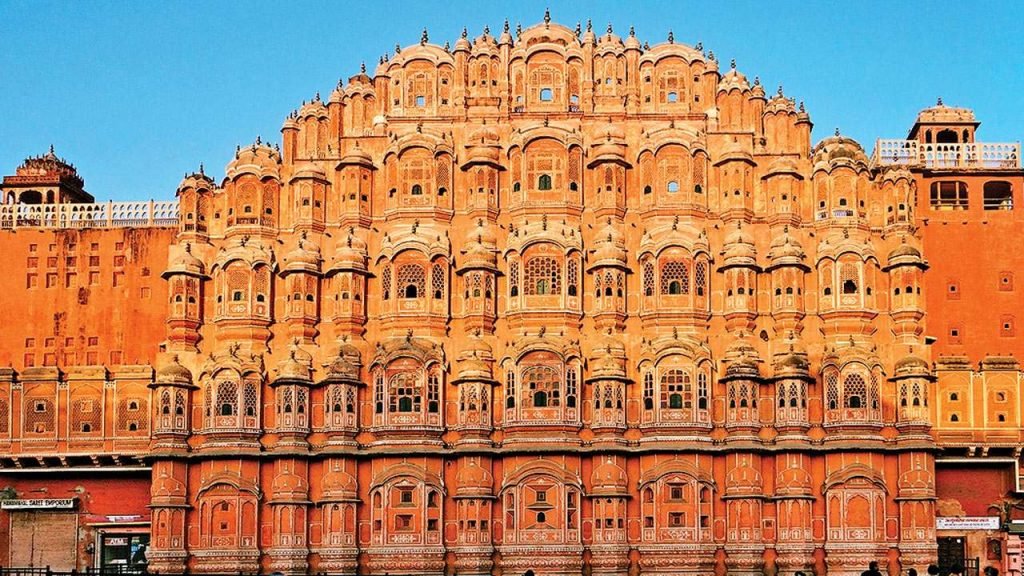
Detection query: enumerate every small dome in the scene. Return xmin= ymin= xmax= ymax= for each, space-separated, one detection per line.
xmin=226 ymin=138 xmax=282 ymax=181
xmin=767 ymin=228 xmax=806 ymax=269
xmin=338 ymin=143 xmax=374 ymax=169
xmin=163 ymin=243 xmax=207 ymax=279
xmin=282 ymin=233 xmax=322 ymax=274
xmin=894 ymin=355 xmax=931 ymax=378
xmin=271 ymin=468 xmax=309 ymax=500
xmin=291 ymin=161 xmax=326 ymax=181
xmin=456 ymin=459 xmax=494 ymax=497
xmin=591 ymin=457 xmax=629 ymax=496
xmin=915 ymin=100 xmax=977 ymax=125
xmin=765 ymin=87 xmax=797 ymax=115
xmin=717 ymin=65 xmax=750 ymax=93
xmin=324 ymin=342 xmax=362 ymax=383
xmin=321 ymin=464 xmax=359 ymax=502
xmin=886 ymin=237 xmax=925 ymax=269
xmin=460 ymin=219 xmax=499 ymax=271
xmin=724 ymin=336 xmax=761 ymax=379
xmin=455 ymin=334 xmax=495 ymax=382
xmin=721 ymin=222 xmax=758 ymax=268
xmin=329 ymin=227 xmax=369 ymax=274
xmin=275 ymin=349 xmax=312 ymax=383
xmin=623 ymin=27 xmax=641 ymax=51
xmin=812 ymin=133 xmax=869 ymax=168
xmin=589 ymin=336 xmax=627 ymax=380
xmin=156 ymin=355 xmax=193 ymax=386
xmin=177 ymin=170 xmax=215 ymax=195
xmin=589 ymin=219 xmax=627 ymax=269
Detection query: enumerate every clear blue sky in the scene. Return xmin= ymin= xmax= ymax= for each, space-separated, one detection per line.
xmin=1 ymin=0 xmax=1021 ymax=202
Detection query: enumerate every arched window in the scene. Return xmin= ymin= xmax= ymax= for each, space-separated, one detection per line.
xmin=397 ymin=264 xmax=425 ymax=299
xmin=843 ymin=373 xmax=867 ymax=409
xmin=661 ymin=369 xmax=690 ymax=410
xmin=411 ymin=184 xmax=423 ymax=196
xmin=524 ymin=257 xmax=561 ymax=296
xmin=538 ymin=174 xmax=553 ymax=190
xmin=217 ymin=381 xmax=237 ymax=417
xmin=661 ymin=260 xmax=690 ymax=295
xmin=523 ymin=365 xmax=560 ymax=409
xmin=643 ymin=372 xmax=654 ymax=410
xmin=667 ymin=180 xmax=680 ymax=193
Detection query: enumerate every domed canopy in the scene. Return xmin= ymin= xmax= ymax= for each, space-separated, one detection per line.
xmin=321 ymin=465 xmax=360 ymax=502
xmin=812 ymin=132 xmax=869 ymax=169
xmin=720 ymin=222 xmax=758 ymax=270
xmin=722 ymin=336 xmax=762 ymax=381
xmin=162 ymin=243 xmax=208 ymax=279
xmin=177 ymin=170 xmax=215 ymax=195
xmin=884 ymin=237 xmax=927 ymax=271
xmin=453 ymin=333 xmax=496 ymax=383
xmin=892 ymin=355 xmax=933 ymax=380
xmin=327 ymin=227 xmax=369 ymax=275
xmin=282 ymin=233 xmax=322 ymax=275
xmin=588 ymin=218 xmax=628 ymax=271
xmin=591 ymin=457 xmax=629 ymax=497
xmin=153 ymin=355 xmax=195 ymax=388
xmin=766 ymin=228 xmax=808 ymax=271
xmin=226 ymin=138 xmax=282 ymax=181
xmin=273 ymin=348 xmax=313 ymax=385
xmin=337 ymin=143 xmax=375 ymax=170
xmin=322 ymin=340 xmax=363 ymax=384
xmin=459 ymin=219 xmax=499 ymax=272
xmin=588 ymin=333 xmax=628 ymax=382
xmin=456 ymin=458 xmax=494 ymax=498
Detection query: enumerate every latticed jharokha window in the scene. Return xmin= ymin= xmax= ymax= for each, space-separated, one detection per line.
xmin=381 ymin=265 xmax=392 ymax=300
xmin=431 ymin=264 xmax=445 ymax=299
xmin=24 ymin=397 xmax=54 ymax=434
xmin=117 ymin=396 xmax=148 ymax=433
xmin=643 ymin=261 xmax=656 ymax=296
xmin=0 ymin=398 xmax=8 ymax=434
xmin=930 ymin=181 xmax=968 ymax=210
xmin=71 ymin=398 xmax=101 ymax=434
xmin=389 ymin=372 xmax=422 ymax=413
xmin=397 ymin=264 xmax=425 ymax=299
xmin=694 ymin=261 xmax=707 ymax=297
xmin=509 ymin=261 xmax=520 ymax=297
xmin=661 ymin=261 xmax=690 ymax=295
xmin=524 ymin=365 xmax=560 ymax=408
xmin=660 ymin=369 xmax=690 ymax=409
xmin=524 ymin=257 xmax=561 ymax=295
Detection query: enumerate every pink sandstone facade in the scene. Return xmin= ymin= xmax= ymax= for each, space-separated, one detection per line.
xmin=0 ymin=15 xmax=1022 ymax=576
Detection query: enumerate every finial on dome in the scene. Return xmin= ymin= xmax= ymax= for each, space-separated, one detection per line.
xmin=504 ymin=18 xmax=510 ymax=32
xmin=730 ymin=58 xmax=736 ymax=69
xmin=483 ymin=24 xmax=490 ymax=35
xmin=360 ymin=61 xmax=366 ymax=74
xmin=586 ymin=18 xmax=592 ymax=32
xmin=574 ymin=21 xmax=581 ymax=36
xmin=799 ymin=101 xmax=806 ymax=112
xmin=199 ymin=162 xmax=205 ymax=175
xmin=184 ymin=242 xmax=192 ymax=254
xmin=695 ymin=41 xmax=702 ymax=50
xmin=421 ymin=28 xmax=428 ymax=44
xmin=643 ymin=41 xmax=650 ymax=50
xmin=461 ymin=26 xmax=468 ymax=38
xmin=754 ymin=76 xmax=760 ymax=85
xmin=667 ymin=30 xmax=674 ymax=43
xmin=835 ymin=127 xmax=840 ymax=137
xmin=314 ymin=91 xmax=321 ymax=101
xmin=629 ymin=25 xmax=635 ymax=37
xmin=607 ymin=22 xmax=613 ymax=34
xmin=544 ymin=7 xmax=551 ymax=26
xmin=777 ymin=84 xmax=783 ymax=96
xmin=708 ymin=50 xmax=715 ymax=61
xmin=937 ymin=96 xmax=944 ymax=106
xmin=443 ymin=40 xmax=450 ymax=51
xmin=394 ymin=43 xmax=401 ymax=53
xmin=49 ymin=144 xmax=55 ymax=155
xmin=516 ymin=22 xmax=522 ymax=36
xmin=255 ymin=135 xmax=262 ymax=145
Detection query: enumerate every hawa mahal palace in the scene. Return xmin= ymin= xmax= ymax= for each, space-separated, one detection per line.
xmin=0 ymin=14 xmax=1022 ymax=576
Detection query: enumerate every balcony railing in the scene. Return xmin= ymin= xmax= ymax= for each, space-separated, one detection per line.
xmin=873 ymin=140 xmax=1021 ymax=169
xmin=0 ymin=200 xmax=178 ymax=229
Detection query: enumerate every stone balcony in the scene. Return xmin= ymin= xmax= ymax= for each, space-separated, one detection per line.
xmin=872 ymin=139 xmax=1021 ymax=170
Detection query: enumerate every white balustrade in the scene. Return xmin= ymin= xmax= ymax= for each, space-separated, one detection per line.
xmin=0 ymin=200 xmax=179 ymax=229
xmin=873 ymin=139 xmax=1020 ymax=169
